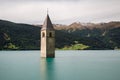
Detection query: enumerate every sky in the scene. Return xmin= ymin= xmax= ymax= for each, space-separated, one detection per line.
xmin=0 ymin=0 xmax=120 ymax=24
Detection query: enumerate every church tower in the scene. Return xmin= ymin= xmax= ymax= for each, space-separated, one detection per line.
xmin=41 ymin=14 xmax=55 ymax=58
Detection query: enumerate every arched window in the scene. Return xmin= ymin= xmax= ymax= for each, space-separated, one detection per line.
xmin=42 ymin=32 xmax=45 ymax=37
xmin=49 ymin=32 xmax=52 ymax=37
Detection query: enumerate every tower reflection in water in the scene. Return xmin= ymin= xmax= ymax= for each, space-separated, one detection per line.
xmin=40 ymin=58 xmax=55 ymax=80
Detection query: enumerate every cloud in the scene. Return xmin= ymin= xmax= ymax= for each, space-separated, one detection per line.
xmin=0 ymin=0 xmax=120 ymax=24
xmin=0 ymin=0 xmax=81 ymax=3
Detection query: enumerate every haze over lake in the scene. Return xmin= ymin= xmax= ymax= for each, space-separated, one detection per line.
xmin=0 ymin=50 xmax=120 ymax=80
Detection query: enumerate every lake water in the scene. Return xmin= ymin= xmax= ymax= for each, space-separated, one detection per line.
xmin=0 ymin=50 xmax=120 ymax=80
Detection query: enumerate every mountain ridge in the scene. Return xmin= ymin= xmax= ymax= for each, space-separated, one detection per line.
xmin=0 ymin=19 xmax=120 ymax=50
xmin=54 ymin=21 xmax=120 ymax=30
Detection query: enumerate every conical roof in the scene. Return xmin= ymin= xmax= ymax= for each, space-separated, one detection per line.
xmin=41 ymin=14 xmax=54 ymax=30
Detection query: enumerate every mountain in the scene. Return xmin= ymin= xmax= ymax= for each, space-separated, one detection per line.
xmin=55 ymin=21 xmax=120 ymax=49
xmin=55 ymin=21 xmax=120 ymax=30
xmin=0 ymin=20 xmax=40 ymax=50
xmin=0 ymin=19 xmax=120 ymax=50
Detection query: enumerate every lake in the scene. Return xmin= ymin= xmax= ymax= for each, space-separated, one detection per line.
xmin=0 ymin=50 xmax=120 ymax=80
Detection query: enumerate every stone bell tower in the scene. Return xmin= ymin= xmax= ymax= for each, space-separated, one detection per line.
xmin=41 ymin=14 xmax=55 ymax=58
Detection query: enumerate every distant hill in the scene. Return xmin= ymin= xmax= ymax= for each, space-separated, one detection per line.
xmin=0 ymin=19 xmax=120 ymax=50
xmin=0 ymin=20 xmax=40 ymax=50
xmin=55 ymin=22 xmax=120 ymax=50
xmin=54 ymin=21 xmax=120 ymax=30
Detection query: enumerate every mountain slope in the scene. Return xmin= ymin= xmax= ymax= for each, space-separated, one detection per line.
xmin=0 ymin=19 xmax=120 ymax=50
xmin=0 ymin=20 xmax=40 ymax=50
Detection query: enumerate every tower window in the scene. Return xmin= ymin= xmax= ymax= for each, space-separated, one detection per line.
xmin=42 ymin=32 xmax=45 ymax=37
xmin=49 ymin=32 xmax=52 ymax=37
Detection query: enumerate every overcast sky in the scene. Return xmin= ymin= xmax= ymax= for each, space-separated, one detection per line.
xmin=0 ymin=0 xmax=120 ymax=24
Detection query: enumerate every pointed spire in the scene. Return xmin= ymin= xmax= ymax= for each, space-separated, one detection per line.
xmin=41 ymin=14 xmax=54 ymax=30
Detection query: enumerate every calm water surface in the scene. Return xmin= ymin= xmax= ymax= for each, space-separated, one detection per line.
xmin=0 ymin=50 xmax=120 ymax=80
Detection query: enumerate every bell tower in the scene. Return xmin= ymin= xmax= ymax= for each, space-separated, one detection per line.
xmin=41 ymin=14 xmax=55 ymax=58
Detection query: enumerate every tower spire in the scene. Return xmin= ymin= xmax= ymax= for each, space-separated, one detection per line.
xmin=41 ymin=11 xmax=54 ymax=30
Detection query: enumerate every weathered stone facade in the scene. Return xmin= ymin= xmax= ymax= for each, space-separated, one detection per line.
xmin=41 ymin=15 xmax=55 ymax=58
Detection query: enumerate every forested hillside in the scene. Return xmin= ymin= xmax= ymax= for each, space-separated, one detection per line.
xmin=0 ymin=20 xmax=120 ymax=50
xmin=0 ymin=20 xmax=40 ymax=50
